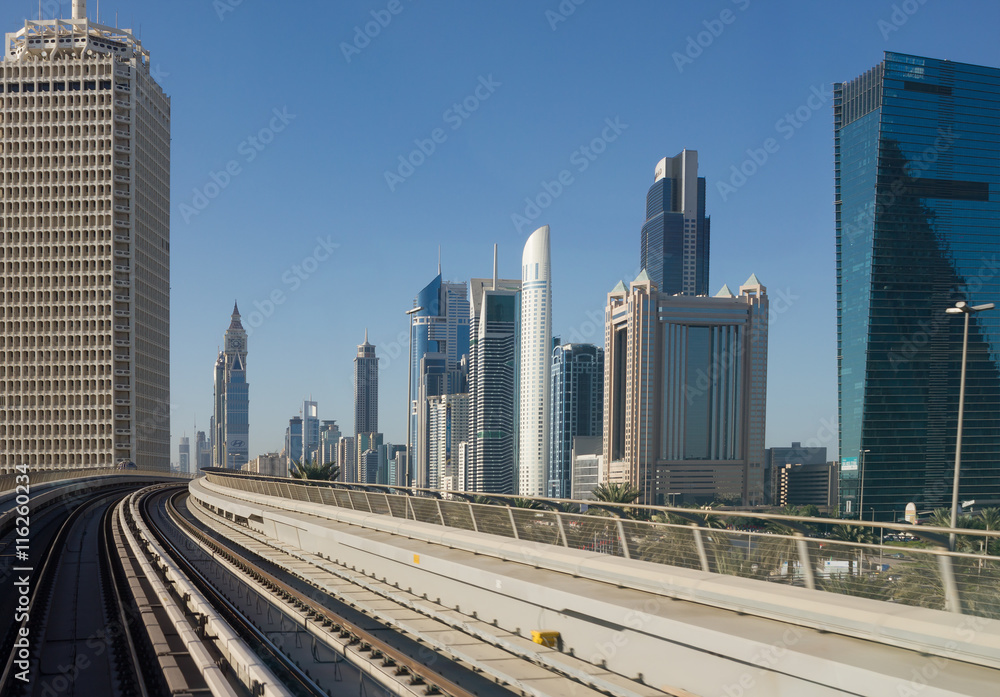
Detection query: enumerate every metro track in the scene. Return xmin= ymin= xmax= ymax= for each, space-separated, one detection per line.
xmin=0 ymin=486 xmax=160 ymax=697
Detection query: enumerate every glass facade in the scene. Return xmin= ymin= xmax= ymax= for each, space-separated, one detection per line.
xmin=548 ymin=343 xmax=604 ymax=498
xmin=836 ymin=53 xmax=1000 ymax=521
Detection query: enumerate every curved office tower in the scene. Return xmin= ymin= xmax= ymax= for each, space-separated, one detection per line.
xmin=519 ymin=226 xmax=552 ymax=497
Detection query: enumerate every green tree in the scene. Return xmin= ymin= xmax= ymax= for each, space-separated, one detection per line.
xmin=289 ymin=459 xmax=339 ymax=481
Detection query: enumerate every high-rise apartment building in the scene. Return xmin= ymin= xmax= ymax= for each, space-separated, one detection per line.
xmin=549 ymin=343 xmax=604 ymax=498
xmin=604 ymin=272 xmax=768 ymax=505
xmin=212 ymin=303 xmax=249 ymax=468
xmin=0 ymin=2 xmax=170 ymax=469
xmin=284 ymin=416 xmax=303 ymax=468
xmin=426 ymin=393 xmax=469 ymax=490
xmin=639 ymin=151 xmax=710 ymax=296
xmin=318 ymin=419 xmax=341 ymax=466
xmin=835 ymin=53 xmax=1000 ymax=520
xmin=354 ymin=331 xmax=378 ymax=436
xmin=409 ymin=270 xmax=469 ymax=488
xmin=178 ymin=435 xmax=190 ymax=474
xmin=519 ymin=226 xmax=553 ymax=497
xmin=195 ymin=430 xmax=211 ymax=472
xmin=466 ymin=259 xmax=521 ymax=494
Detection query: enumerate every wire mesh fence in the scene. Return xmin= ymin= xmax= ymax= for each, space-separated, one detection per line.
xmin=200 ymin=469 xmax=1000 ymax=619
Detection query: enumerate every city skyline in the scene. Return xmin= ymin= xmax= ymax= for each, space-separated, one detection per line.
xmin=2 ymin=3 xmax=995 ymax=467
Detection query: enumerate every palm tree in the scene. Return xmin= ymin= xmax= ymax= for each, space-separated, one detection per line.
xmin=592 ymin=482 xmax=641 ymax=504
xmin=980 ymin=508 xmax=1000 ymax=556
xmin=289 ymin=459 xmax=339 ymax=481
xmin=829 ymin=524 xmax=874 ymax=576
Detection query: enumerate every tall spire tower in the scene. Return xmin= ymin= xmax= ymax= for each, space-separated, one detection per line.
xmin=0 ymin=4 xmax=171 ymax=469
xmin=213 ymin=303 xmax=250 ymax=468
xmin=354 ymin=331 xmax=379 ymax=437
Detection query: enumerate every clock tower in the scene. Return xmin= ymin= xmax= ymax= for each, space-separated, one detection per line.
xmin=213 ymin=302 xmax=250 ymax=468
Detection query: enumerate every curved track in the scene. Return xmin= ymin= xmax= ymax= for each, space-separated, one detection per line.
xmin=0 ymin=487 xmax=157 ymax=697
xmin=136 ymin=486 xmax=325 ymax=697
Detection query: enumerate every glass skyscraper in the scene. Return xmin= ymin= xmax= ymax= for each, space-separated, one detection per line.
xmin=213 ymin=303 xmax=249 ymax=469
xmin=549 ymin=343 xmax=604 ymax=498
xmin=835 ymin=53 xmax=1000 ymax=520
xmin=409 ymin=271 xmax=469 ymax=488
xmin=639 ymin=151 xmax=710 ymax=296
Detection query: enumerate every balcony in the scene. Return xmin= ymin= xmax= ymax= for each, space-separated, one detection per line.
xmin=114 ymin=369 xmax=131 ymax=376
xmin=115 ymin=384 xmax=129 ymax=391
xmin=114 ymin=250 xmax=129 ymax=259
xmin=114 ymin=310 xmax=130 ymax=318
xmin=114 ymin=99 xmax=130 ymax=109
xmin=114 ymin=189 xmax=129 ymax=198
xmin=114 ymin=159 xmax=130 ymax=168
xmin=114 ymin=174 xmax=131 ymax=183
xmin=114 ymin=235 xmax=130 ymax=243
xmin=115 ymin=428 xmax=131 ymax=435
xmin=114 ymin=340 xmax=131 ymax=348
xmin=115 ymin=442 xmax=132 ymax=450
xmin=114 ymin=280 xmax=130 ymax=288
xmin=114 ymin=204 xmax=131 ymax=213
xmin=115 ymin=83 xmax=130 ymax=93
xmin=114 ymin=265 xmax=129 ymax=273
xmin=114 ymin=412 xmax=130 ymax=421
xmin=114 ymin=324 xmax=130 ymax=332
xmin=114 ymin=294 xmax=130 ymax=303
xmin=114 ymin=398 xmax=131 ymax=406
xmin=114 ymin=220 xmax=130 ymax=229
xmin=114 ymin=114 xmax=130 ymax=124
xmin=114 ymin=145 xmax=131 ymax=154
xmin=114 ymin=354 xmax=130 ymax=362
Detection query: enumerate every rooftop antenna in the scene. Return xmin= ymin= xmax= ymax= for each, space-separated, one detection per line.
xmin=437 ymin=246 xmax=441 ymax=276
xmin=492 ymin=243 xmax=498 ymax=291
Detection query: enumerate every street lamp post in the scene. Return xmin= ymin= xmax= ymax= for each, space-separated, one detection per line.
xmin=945 ymin=301 xmax=995 ymax=551
xmin=858 ymin=448 xmax=870 ymax=521
xmin=404 ymin=306 xmax=424 ymax=489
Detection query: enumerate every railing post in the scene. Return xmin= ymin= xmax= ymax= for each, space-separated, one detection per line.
xmin=468 ymin=502 xmax=479 ymax=533
xmin=615 ymin=518 xmax=631 ymax=559
xmin=795 ymin=533 xmax=816 ymax=590
xmin=555 ymin=512 xmax=568 ymax=548
xmin=690 ymin=524 xmax=710 ymax=572
xmin=406 ymin=496 xmax=416 ymax=522
xmin=937 ymin=550 xmax=963 ymax=614
xmin=434 ymin=499 xmax=445 ymax=527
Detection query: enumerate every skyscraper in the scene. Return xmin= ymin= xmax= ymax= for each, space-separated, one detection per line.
xmin=354 ymin=331 xmax=378 ymax=436
xmin=0 ymin=2 xmax=170 ymax=469
xmin=212 ymin=303 xmax=249 ymax=468
xmin=835 ymin=53 xmax=1000 ymax=520
xmin=318 ymin=419 xmax=341 ymax=467
xmin=639 ymin=150 xmax=710 ymax=296
xmin=466 ymin=254 xmax=521 ymax=494
xmin=179 ymin=436 xmax=190 ymax=474
xmin=519 ymin=226 xmax=553 ymax=497
xmin=409 ymin=270 xmax=470 ymax=488
xmin=302 ymin=399 xmax=319 ymax=460
xmin=604 ymin=272 xmax=768 ymax=505
xmin=284 ymin=416 xmax=303 ymax=469
xmin=549 ymin=343 xmax=604 ymax=498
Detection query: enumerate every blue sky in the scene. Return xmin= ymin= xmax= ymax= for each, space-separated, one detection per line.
xmin=5 ymin=0 xmax=998 ymax=462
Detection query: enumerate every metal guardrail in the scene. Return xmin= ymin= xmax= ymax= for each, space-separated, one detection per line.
xmin=201 ymin=468 xmax=1000 ymax=619
xmin=0 ymin=467 xmax=193 ymax=495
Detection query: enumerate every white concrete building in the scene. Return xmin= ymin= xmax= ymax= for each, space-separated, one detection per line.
xmin=1 ymin=2 xmax=170 ymax=470
xmin=518 ymin=225 xmax=552 ymax=496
